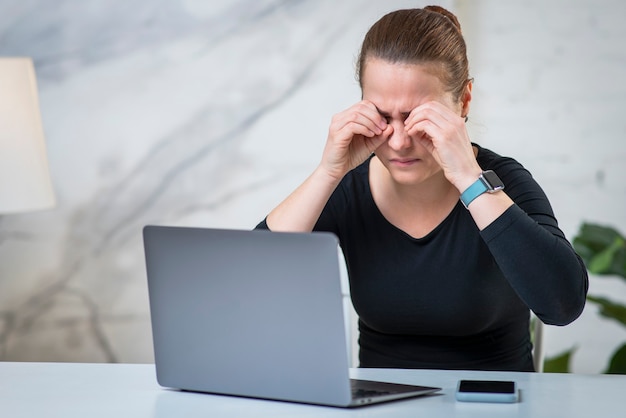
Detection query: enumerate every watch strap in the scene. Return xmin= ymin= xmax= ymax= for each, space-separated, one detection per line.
xmin=460 ymin=177 xmax=488 ymax=208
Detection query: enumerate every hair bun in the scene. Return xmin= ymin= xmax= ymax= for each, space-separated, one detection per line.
xmin=424 ymin=5 xmax=462 ymax=32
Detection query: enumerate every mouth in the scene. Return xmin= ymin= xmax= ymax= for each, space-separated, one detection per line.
xmin=389 ymin=158 xmax=421 ymax=167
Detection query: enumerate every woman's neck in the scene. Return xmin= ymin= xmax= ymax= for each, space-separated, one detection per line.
xmin=369 ymin=157 xmax=461 ymax=238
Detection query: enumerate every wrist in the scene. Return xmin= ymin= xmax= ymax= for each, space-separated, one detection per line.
xmin=460 ymin=170 xmax=505 ymax=208
xmin=314 ymin=164 xmax=345 ymax=188
xmin=455 ymin=171 xmax=483 ymax=195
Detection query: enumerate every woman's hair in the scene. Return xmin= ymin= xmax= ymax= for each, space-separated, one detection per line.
xmin=356 ymin=6 xmax=470 ymax=102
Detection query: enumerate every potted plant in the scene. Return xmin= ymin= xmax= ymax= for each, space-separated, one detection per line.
xmin=544 ymin=223 xmax=626 ymax=373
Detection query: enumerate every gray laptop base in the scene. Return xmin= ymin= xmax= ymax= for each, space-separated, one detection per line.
xmin=143 ymin=226 xmax=440 ymax=407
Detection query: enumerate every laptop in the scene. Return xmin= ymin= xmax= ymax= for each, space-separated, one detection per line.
xmin=143 ymin=225 xmax=440 ymax=407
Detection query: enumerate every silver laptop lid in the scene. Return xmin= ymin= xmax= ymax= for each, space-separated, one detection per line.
xmin=143 ymin=226 xmax=353 ymax=406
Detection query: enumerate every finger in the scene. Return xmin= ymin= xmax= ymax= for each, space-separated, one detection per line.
xmin=408 ymin=112 xmax=466 ymax=142
xmin=405 ymin=106 xmax=447 ymax=135
xmin=365 ymin=124 xmax=394 ymax=153
xmin=405 ymin=118 xmax=439 ymax=143
xmin=336 ymin=119 xmax=381 ymax=140
xmin=405 ymin=100 xmax=462 ymax=133
xmin=335 ymin=109 xmax=385 ymax=136
xmin=411 ymin=101 xmax=456 ymax=120
xmin=357 ymin=100 xmax=389 ymax=130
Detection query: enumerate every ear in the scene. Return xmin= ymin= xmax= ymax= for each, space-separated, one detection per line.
xmin=460 ymin=79 xmax=473 ymax=119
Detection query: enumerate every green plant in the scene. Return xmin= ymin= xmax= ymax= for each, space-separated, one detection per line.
xmin=544 ymin=222 xmax=626 ymax=373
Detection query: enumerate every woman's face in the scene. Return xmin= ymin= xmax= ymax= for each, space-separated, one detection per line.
xmin=361 ymin=58 xmax=463 ymax=186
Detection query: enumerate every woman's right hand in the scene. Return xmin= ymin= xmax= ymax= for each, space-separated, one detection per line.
xmin=265 ymin=100 xmax=390 ymax=232
xmin=320 ymin=100 xmax=392 ymax=181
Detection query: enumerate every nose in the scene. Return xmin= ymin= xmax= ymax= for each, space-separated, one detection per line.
xmin=386 ymin=121 xmax=412 ymax=151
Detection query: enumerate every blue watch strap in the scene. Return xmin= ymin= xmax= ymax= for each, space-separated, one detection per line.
xmin=460 ymin=178 xmax=487 ymax=208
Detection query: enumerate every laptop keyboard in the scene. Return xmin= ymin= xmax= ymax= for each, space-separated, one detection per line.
xmin=352 ymin=388 xmax=392 ymax=399
xmin=350 ymin=379 xmax=407 ymax=400
xmin=350 ymin=378 xmax=437 ymax=399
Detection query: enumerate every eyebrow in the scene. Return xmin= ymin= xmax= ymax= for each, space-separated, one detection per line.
xmin=375 ymin=106 xmax=411 ymax=119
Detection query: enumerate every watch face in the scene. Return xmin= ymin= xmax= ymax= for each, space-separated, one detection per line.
xmin=482 ymin=170 xmax=505 ymax=191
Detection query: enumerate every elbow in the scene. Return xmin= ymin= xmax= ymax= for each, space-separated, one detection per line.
xmin=540 ymin=298 xmax=586 ymax=326
xmin=536 ymin=269 xmax=589 ymax=326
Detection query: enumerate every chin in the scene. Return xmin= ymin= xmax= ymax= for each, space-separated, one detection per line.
xmin=389 ymin=171 xmax=426 ymax=186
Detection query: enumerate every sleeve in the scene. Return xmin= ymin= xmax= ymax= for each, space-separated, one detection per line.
xmin=480 ymin=161 xmax=589 ymax=326
xmin=254 ymin=180 xmax=347 ymax=235
xmin=255 ymin=218 xmax=270 ymax=230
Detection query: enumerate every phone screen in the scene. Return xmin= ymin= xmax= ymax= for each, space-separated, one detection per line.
xmin=458 ymin=380 xmax=515 ymax=394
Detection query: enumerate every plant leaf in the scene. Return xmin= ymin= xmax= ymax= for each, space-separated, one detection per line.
xmin=605 ymin=343 xmax=626 ymax=374
xmin=576 ymin=223 xmax=621 ymax=249
xmin=543 ymin=347 xmax=575 ymax=373
xmin=588 ymin=237 xmax=625 ymax=275
xmin=573 ymin=222 xmax=626 ymax=279
xmin=587 ymin=295 xmax=626 ymax=327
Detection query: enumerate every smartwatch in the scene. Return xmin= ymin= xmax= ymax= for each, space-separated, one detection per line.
xmin=460 ymin=170 xmax=504 ymax=208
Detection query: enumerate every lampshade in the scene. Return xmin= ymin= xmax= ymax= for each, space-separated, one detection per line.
xmin=0 ymin=57 xmax=56 ymax=214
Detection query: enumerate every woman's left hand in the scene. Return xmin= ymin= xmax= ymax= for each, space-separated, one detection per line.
xmin=404 ymin=101 xmax=481 ymax=192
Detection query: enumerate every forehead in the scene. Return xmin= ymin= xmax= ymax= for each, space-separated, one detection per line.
xmin=361 ymin=59 xmax=448 ymax=106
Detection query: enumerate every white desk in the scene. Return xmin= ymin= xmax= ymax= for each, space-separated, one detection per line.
xmin=1 ymin=362 xmax=624 ymax=417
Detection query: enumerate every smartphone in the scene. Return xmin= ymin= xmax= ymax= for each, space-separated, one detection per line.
xmin=455 ymin=380 xmax=518 ymax=403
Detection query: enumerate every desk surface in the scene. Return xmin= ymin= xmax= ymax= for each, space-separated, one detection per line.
xmin=1 ymin=362 xmax=625 ymax=417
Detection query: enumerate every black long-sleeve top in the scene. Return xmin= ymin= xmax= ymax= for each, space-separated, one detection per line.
xmin=257 ymin=144 xmax=588 ymax=371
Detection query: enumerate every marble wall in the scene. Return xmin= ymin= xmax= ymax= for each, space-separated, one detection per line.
xmin=0 ymin=0 xmax=625 ymax=373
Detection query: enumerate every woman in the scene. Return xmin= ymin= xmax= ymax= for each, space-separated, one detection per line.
xmin=256 ymin=6 xmax=588 ymax=371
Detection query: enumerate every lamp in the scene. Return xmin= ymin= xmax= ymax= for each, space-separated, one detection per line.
xmin=0 ymin=57 xmax=55 ymax=214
